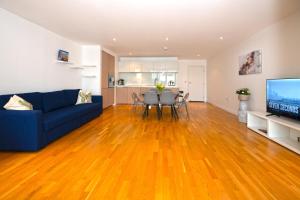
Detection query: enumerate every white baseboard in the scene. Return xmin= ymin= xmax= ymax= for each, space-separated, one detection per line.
xmin=208 ymin=102 xmax=237 ymax=116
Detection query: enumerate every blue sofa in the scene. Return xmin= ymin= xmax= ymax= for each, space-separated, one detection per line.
xmin=0 ymin=89 xmax=102 ymax=151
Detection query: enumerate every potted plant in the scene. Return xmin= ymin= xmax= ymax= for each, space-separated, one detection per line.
xmin=236 ymin=88 xmax=250 ymax=123
xmin=236 ymin=88 xmax=250 ymax=101
xmin=155 ymin=83 xmax=165 ymax=93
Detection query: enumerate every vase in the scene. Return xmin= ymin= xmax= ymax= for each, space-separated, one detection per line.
xmin=238 ymin=94 xmax=250 ymax=101
xmin=238 ymin=96 xmax=250 ymax=123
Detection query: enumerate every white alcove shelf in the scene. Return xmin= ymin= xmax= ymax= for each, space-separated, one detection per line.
xmin=69 ymin=66 xmax=84 ymax=69
xmin=82 ymin=75 xmax=97 ymax=78
xmin=247 ymin=111 xmax=300 ymax=155
xmin=82 ymin=65 xmax=97 ymax=68
xmin=56 ymin=60 xmax=74 ymax=65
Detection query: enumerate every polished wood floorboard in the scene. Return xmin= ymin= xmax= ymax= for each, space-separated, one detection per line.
xmin=0 ymin=103 xmax=300 ymax=200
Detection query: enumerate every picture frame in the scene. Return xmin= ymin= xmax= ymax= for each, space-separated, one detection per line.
xmin=239 ymin=50 xmax=262 ymax=75
xmin=57 ymin=50 xmax=69 ymax=62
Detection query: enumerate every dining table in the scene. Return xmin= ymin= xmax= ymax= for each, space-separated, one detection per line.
xmin=141 ymin=90 xmax=183 ymax=119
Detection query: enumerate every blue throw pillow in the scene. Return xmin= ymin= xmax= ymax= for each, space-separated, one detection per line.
xmin=63 ymin=89 xmax=80 ymax=106
xmin=42 ymin=91 xmax=68 ymax=112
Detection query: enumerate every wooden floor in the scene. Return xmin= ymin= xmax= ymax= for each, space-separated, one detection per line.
xmin=0 ymin=103 xmax=300 ymax=200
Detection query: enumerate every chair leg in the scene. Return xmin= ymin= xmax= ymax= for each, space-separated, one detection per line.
xmin=132 ymin=104 xmax=136 ymax=112
xmin=146 ymin=105 xmax=149 ymax=116
xmin=184 ymin=103 xmax=190 ymax=119
xmin=172 ymin=105 xmax=179 ymax=119
xmin=176 ymin=103 xmax=181 ymax=111
xmin=156 ymin=105 xmax=161 ymax=120
xmin=143 ymin=107 xmax=147 ymax=119
xmin=135 ymin=104 xmax=138 ymax=112
xmin=143 ymin=105 xmax=148 ymax=119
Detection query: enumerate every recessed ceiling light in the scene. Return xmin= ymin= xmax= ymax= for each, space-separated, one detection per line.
xmin=112 ymin=38 xmax=117 ymax=42
xmin=219 ymin=36 xmax=224 ymax=40
xmin=165 ymin=37 xmax=169 ymax=41
xmin=163 ymin=46 xmax=168 ymax=51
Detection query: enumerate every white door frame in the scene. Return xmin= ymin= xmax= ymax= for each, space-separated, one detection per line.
xmin=187 ymin=65 xmax=206 ymax=101
xmin=178 ymin=60 xmax=207 ymax=102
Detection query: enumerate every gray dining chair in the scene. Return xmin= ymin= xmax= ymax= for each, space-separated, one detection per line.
xmin=149 ymin=88 xmax=157 ymax=92
xmin=143 ymin=92 xmax=160 ymax=119
xmin=131 ymin=92 xmax=144 ymax=112
xmin=176 ymin=92 xmax=189 ymax=118
xmin=160 ymin=91 xmax=178 ymax=119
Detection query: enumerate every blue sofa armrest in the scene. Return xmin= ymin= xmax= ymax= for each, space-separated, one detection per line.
xmin=92 ymin=95 xmax=102 ymax=104
xmin=92 ymin=95 xmax=103 ymax=114
xmin=0 ymin=110 xmax=45 ymax=151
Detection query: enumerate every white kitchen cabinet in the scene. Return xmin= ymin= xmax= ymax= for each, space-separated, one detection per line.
xmin=142 ymin=62 xmax=153 ymax=72
xmin=119 ymin=58 xmax=178 ymax=73
xmin=132 ymin=62 xmax=143 ymax=72
xmin=160 ymin=62 xmax=167 ymax=72
xmin=120 ymin=61 xmax=143 ymax=72
xmin=151 ymin=62 xmax=159 ymax=72
xmin=119 ymin=61 xmax=130 ymax=72
xmin=128 ymin=62 xmax=135 ymax=72
xmin=166 ymin=61 xmax=178 ymax=72
xmin=153 ymin=62 xmax=165 ymax=72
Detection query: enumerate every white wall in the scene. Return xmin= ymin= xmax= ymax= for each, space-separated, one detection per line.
xmin=0 ymin=8 xmax=82 ymax=95
xmin=178 ymin=59 xmax=207 ymax=101
xmin=207 ymin=11 xmax=300 ymax=114
xmin=81 ymin=45 xmax=101 ymax=95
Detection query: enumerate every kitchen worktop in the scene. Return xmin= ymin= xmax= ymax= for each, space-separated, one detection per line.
xmin=116 ymin=85 xmax=179 ymax=104
xmin=116 ymin=85 xmax=178 ymax=88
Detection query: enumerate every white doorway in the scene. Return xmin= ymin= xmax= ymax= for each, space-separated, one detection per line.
xmin=187 ymin=65 xmax=205 ymax=101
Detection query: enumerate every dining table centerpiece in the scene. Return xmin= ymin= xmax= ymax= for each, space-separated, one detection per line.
xmin=155 ymin=83 xmax=165 ymax=93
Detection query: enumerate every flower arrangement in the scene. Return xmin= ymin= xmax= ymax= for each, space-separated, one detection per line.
xmin=236 ymin=88 xmax=250 ymax=96
xmin=155 ymin=83 xmax=165 ymax=92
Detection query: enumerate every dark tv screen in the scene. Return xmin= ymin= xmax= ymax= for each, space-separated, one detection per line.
xmin=267 ymin=79 xmax=300 ymax=120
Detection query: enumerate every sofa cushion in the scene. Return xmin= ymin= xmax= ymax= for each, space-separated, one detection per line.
xmin=42 ymin=91 xmax=68 ymax=112
xmin=0 ymin=92 xmax=42 ymax=110
xmin=63 ymin=89 xmax=80 ymax=106
xmin=43 ymin=103 xmax=101 ymax=131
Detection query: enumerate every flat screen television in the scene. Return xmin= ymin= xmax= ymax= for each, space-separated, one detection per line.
xmin=266 ymin=78 xmax=300 ymax=120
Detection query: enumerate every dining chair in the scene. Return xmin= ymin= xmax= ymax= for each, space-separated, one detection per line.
xmin=131 ymin=92 xmax=144 ymax=112
xmin=176 ymin=92 xmax=189 ymax=118
xmin=160 ymin=91 xmax=178 ymax=119
xmin=143 ymin=92 xmax=160 ymax=119
xmin=149 ymin=88 xmax=157 ymax=92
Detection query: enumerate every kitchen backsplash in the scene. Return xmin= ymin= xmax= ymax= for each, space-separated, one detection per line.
xmin=118 ymin=72 xmax=177 ymax=86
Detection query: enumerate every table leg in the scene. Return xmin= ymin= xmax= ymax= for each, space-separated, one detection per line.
xmin=156 ymin=105 xmax=161 ymax=120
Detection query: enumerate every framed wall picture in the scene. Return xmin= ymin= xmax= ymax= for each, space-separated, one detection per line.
xmin=239 ymin=50 xmax=262 ymax=75
xmin=57 ymin=50 xmax=69 ymax=62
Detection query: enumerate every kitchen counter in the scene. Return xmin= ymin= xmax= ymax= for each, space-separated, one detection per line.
xmin=116 ymin=86 xmax=179 ymax=104
xmin=116 ymin=85 xmax=178 ymax=88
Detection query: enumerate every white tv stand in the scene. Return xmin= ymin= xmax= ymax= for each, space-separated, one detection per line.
xmin=247 ymin=111 xmax=300 ymax=155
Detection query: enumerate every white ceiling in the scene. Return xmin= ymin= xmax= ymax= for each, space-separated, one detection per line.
xmin=0 ymin=0 xmax=300 ymax=59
